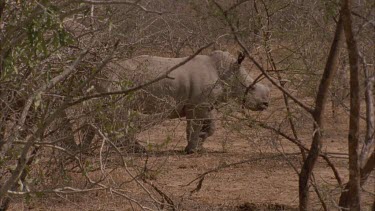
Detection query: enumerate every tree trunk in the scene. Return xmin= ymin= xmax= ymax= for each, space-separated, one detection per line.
xmin=339 ymin=0 xmax=362 ymax=210
xmin=339 ymin=151 xmax=374 ymax=208
xmin=298 ymin=16 xmax=344 ymax=210
xmin=360 ymin=56 xmax=374 ymax=167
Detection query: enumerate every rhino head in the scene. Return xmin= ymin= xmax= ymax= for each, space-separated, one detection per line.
xmin=210 ymin=50 xmax=270 ymax=111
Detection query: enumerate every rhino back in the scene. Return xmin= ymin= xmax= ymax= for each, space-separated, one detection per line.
xmin=110 ymin=55 xmax=223 ymax=113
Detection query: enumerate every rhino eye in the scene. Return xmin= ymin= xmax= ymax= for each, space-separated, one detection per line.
xmin=246 ymin=85 xmax=255 ymax=92
xmin=243 ymin=84 xmax=255 ymax=97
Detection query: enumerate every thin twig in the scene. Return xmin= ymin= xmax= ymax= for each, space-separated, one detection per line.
xmin=0 ymin=49 xmax=88 ymax=199
xmin=311 ymin=174 xmax=329 ymax=211
xmin=144 ymin=180 xmax=176 ymax=210
xmin=253 ymin=0 xmax=306 ymax=160
xmin=93 ymin=125 xmax=164 ymax=207
xmin=8 ymin=187 xmax=107 ymax=195
xmin=230 ymin=112 xmax=343 ymax=186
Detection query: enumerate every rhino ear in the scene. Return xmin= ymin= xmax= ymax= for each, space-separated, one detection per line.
xmin=237 ymin=50 xmax=246 ymax=65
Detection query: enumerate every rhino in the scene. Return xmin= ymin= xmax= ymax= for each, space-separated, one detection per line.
xmin=104 ymin=50 xmax=270 ymax=153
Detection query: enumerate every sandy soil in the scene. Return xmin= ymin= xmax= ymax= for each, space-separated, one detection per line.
xmin=8 ymin=92 xmax=374 ymax=211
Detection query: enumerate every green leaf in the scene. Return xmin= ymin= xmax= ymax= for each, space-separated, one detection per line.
xmin=34 ymin=92 xmax=42 ymax=110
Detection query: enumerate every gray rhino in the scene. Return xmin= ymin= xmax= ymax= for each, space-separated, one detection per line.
xmin=106 ymin=50 xmax=270 ymax=153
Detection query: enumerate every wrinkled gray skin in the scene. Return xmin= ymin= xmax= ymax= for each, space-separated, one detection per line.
xmin=108 ymin=50 xmax=270 ymax=153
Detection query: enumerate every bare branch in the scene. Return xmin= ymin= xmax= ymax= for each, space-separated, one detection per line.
xmin=310 ymin=174 xmax=329 ymax=211
xmin=359 ymin=53 xmax=375 ymax=167
xmin=0 ymin=40 xmax=117 ymax=201
xmin=80 ymin=0 xmax=164 ymax=15
xmin=212 ymin=1 xmax=314 ymax=115
xmin=0 ymin=50 xmax=88 ymax=199
xmin=143 ymin=180 xmax=176 ymax=210
xmin=0 ymin=49 xmax=88 ymax=155
xmin=351 ymin=11 xmax=375 ymax=30
xmin=93 ymin=125 xmax=164 ymax=207
xmin=226 ymin=0 xmax=251 ymax=14
xmin=8 ymin=187 xmax=107 ymax=195
xmin=252 ymin=0 xmax=306 ymax=160
xmin=360 ymin=151 xmax=375 ymax=186
xmin=186 ymin=153 xmax=300 ymax=186
xmin=242 ymin=117 xmax=343 ymax=187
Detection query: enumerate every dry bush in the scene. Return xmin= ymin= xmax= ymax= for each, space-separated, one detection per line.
xmin=0 ymin=0 xmax=373 ymax=210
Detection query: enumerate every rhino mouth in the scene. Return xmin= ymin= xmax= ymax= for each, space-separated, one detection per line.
xmin=255 ymin=102 xmax=269 ymax=111
xmin=242 ymin=102 xmax=268 ymax=111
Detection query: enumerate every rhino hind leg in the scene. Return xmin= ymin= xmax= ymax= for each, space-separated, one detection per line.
xmin=108 ymin=134 xmax=146 ymax=153
xmin=121 ymin=139 xmax=146 ymax=153
xmin=79 ymin=124 xmax=96 ymax=153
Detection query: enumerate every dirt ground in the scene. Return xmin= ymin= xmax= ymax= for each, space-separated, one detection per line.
xmin=9 ymin=92 xmax=375 ymax=211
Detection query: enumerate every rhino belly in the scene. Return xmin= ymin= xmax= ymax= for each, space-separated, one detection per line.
xmin=136 ymin=81 xmax=186 ymax=118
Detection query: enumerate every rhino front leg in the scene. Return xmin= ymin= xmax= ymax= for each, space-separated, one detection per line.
xmin=184 ymin=105 xmax=211 ymax=154
xmin=199 ymin=111 xmax=216 ymax=142
xmin=191 ymin=118 xmax=215 ymax=152
xmin=185 ymin=119 xmax=204 ymax=153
